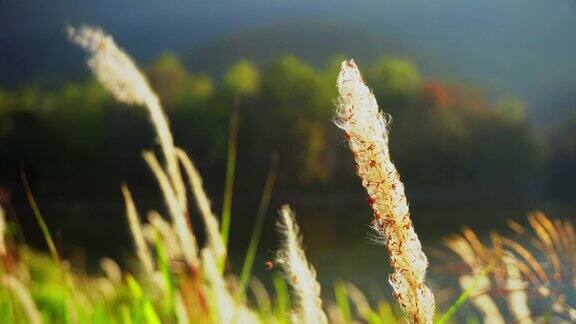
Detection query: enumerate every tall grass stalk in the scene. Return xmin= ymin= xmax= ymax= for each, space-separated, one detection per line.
xmin=175 ymin=292 xmax=190 ymax=324
xmin=436 ymin=266 xmax=492 ymax=324
xmin=176 ymin=148 xmax=225 ymax=264
xmin=276 ymin=205 xmax=327 ymax=324
xmin=345 ymin=282 xmax=389 ymax=324
xmin=249 ymin=278 xmax=272 ymax=314
xmin=444 ymin=235 xmax=503 ymax=323
xmin=99 ymin=257 xmax=122 ymax=284
xmin=68 ymin=24 xmax=188 ymax=221
xmin=502 ymin=253 xmax=533 ymax=323
xmin=21 ymin=169 xmax=60 ymax=265
xmin=334 ymin=281 xmax=352 ymax=323
xmin=121 ymin=184 xmax=155 ymax=274
xmin=220 ymin=105 xmax=239 ymax=249
xmin=333 ymin=60 xmax=434 ymax=323
xmin=201 ymin=248 xmax=260 ymax=323
xmin=272 ymin=274 xmax=291 ymax=322
xmin=238 ymin=153 xmax=278 ymax=299
xmin=147 ymin=211 xmax=182 ymax=260
xmin=143 ymin=150 xmax=199 ymax=269
xmin=201 ymin=248 xmax=235 ymax=323
xmin=2 ymin=275 xmax=42 ymax=324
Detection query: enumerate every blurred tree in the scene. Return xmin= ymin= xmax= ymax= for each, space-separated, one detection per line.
xmin=368 ymin=56 xmax=422 ymax=110
xmin=292 ymin=118 xmax=330 ymax=184
xmin=450 ymin=85 xmax=487 ymax=115
xmin=423 ymin=81 xmax=451 ymax=110
xmin=0 ymin=88 xmax=7 ymax=107
xmin=263 ymin=55 xmax=332 ymax=119
xmin=20 ymin=86 xmax=42 ymax=112
xmin=492 ymin=96 xmax=527 ymax=124
xmin=148 ymin=52 xmax=214 ymax=108
xmin=224 ymin=60 xmax=260 ymax=98
xmin=258 ymin=56 xmax=336 ymax=185
xmin=0 ymin=53 xmax=545 ymax=198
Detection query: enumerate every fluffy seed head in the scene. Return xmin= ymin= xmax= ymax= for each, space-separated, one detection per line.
xmin=70 ymin=24 xmax=187 ymax=211
xmin=68 ymin=25 xmax=156 ymax=106
xmin=334 ymin=59 xmax=434 ymax=323
xmin=121 ymin=184 xmax=155 ymax=274
xmin=276 ymin=205 xmax=327 ymax=324
xmin=176 ymin=148 xmax=226 ymax=263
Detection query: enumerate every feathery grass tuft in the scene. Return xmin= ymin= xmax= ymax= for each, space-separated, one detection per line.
xmin=176 ymin=148 xmax=226 ymax=265
xmin=276 ymin=205 xmax=327 ymax=324
xmin=143 ymin=150 xmax=199 ymax=269
xmin=68 ymin=25 xmax=187 ymax=210
xmin=121 ymin=184 xmax=155 ymax=274
xmin=333 ymin=59 xmax=435 ymax=323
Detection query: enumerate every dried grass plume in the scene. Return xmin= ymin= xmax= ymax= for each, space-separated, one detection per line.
xmin=333 ymin=59 xmax=435 ymax=323
xmin=68 ymin=25 xmax=187 ymax=211
xmin=121 ymin=184 xmax=155 ymax=274
xmin=276 ymin=205 xmax=327 ymax=324
xmin=176 ymin=148 xmax=225 ymax=263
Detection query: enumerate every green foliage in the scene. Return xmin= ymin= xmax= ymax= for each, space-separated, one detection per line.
xmin=220 ymin=100 xmax=239 ymax=255
xmin=224 ymin=60 xmax=260 ymax=97
xmin=263 ymin=55 xmax=333 ymax=119
xmin=492 ymin=96 xmax=527 ymax=124
xmin=0 ymin=51 xmax=542 ymax=193
xmin=126 ymin=275 xmax=162 ymax=324
xmin=436 ymin=266 xmax=492 ymax=324
xmin=271 ymin=274 xmax=291 ymax=322
xmin=148 ymin=52 xmax=214 ymax=108
xmin=334 ymin=281 xmax=351 ymax=323
xmin=369 ymin=56 xmax=423 ymax=103
xmin=377 ymin=300 xmax=397 ymax=323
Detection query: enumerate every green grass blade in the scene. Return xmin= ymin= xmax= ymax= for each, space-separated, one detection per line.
xmin=21 ymin=168 xmax=60 ymax=265
xmin=121 ymin=304 xmax=133 ymax=324
xmin=154 ymin=232 xmax=175 ymax=317
xmin=272 ymin=274 xmax=291 ymax=322
xmin=334 ymin=281 xmax=352 ymax=323
xmin=143 ymin=301 xmax=162 ymax=324
xmin=436 ymin=266 xmax=492 ymax=324
xmin=220 ymin=100 xmax=240 ymax=249
xmin=377 ymin=300 xmax=396 ymax=323
xmin=237 ymin=152 xmax=278 ymax=299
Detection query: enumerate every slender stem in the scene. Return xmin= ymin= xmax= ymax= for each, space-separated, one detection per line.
xmin=21 ymin=168 xmax=81 ymax=320
xmin=237 ymin=152 xmax=278 ymax=299
xmin=334 ymin=282 xmax=352 ymax=324
xmin=220 ymin=92 xmax=241 ymax=249
xmin=436 ymin=265 xmax=492 ymax=324
xmin=20 ymin=167 xmax=60 ymax=265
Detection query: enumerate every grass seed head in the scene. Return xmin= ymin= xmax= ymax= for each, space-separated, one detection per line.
xmin=276 ymin=205 xmax=328 ymax=324
xmin=334 ymin=59 xmax=435 ymax=323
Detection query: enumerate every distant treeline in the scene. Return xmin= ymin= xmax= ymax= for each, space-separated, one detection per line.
xmin=0 ymin=53 xmax=574 ymax=201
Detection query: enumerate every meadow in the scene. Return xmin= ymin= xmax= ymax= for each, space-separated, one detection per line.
xmin=0 ymin=25 xmax=575 ymax=323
